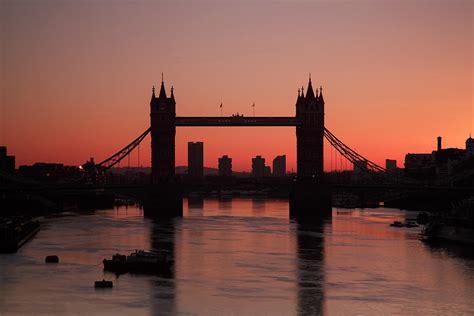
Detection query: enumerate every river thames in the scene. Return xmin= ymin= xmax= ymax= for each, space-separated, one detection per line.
xmin=1 ymin=198 xmax=473 ymax=315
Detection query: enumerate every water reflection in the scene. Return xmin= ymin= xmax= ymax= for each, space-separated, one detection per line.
xmin=422 ymin=240 xmax=474 ymax=261
xmin=149 ymin=218 xmax=178 ymax=315
xmin=295 ymin=219 xmax=328 ymax=315
xmin=187 ymin=196 xmax=204 ymax=210
xmin=218 ymin=196 xmax=232 ymax=214
xmin=175 ymin=200 xmax=296 ymax=314
xmin=252 ymin=198 xmax=266 ymax=215
xmin=1 ymin=203 xmax=474 ymax=315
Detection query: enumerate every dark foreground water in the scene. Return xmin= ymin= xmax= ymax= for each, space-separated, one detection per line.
xmin=1 ymin=198 xmax=474 ymax=315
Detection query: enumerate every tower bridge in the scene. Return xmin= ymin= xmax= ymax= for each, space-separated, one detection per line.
xmin=81 ymin=75 xmax=405 ymax=218
xmin=150 ymin=76 xmax=325 ymax=185
xmin=147 ymin=76 xmax=327 ymax=217
xmin=38 ymin=75 xmax=424 ymax=218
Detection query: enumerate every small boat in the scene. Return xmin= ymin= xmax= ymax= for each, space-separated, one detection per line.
xmin=94 ymin=279 xmax=113 ymax=288
xmin=45 ymin=255 xmax=59 ymax=263
xmin=103 ymin=249 xmax=173 ymax=275
xmin=404 ymin=219 xmax=420 ymax=228
xmin=390 ymin=221 xmax=404 ymax=227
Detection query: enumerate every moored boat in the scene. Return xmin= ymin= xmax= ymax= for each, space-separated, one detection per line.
xmin=404 ymin=219 xmax=420 ymax=228
xmin=103 ymin=249 xmax=173 ymax=275
xmin=95 ymin=279 xmax=113 ymax=288
xmin=390 ymin=221 xmax=404 ymax=227
xmin=0 ymin=216 xmax=40 ymax=253
xmin=45 ymin=255 xmax=59 ymax=263
xmin=389 ymin=219 xmax=420 ymax=228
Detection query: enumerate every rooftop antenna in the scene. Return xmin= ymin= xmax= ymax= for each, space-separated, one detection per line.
xmin=252 ymin=102 xmax=255 ymax=116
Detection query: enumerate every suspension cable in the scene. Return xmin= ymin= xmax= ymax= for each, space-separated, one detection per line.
xmin=97 ymin=128 xmax=151 ymax=170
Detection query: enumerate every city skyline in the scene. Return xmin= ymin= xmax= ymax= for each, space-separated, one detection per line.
xmin=2 ymin=2 xmax=474 ymax=314
xmin=1 ymin=1 xmax=472 ymax=172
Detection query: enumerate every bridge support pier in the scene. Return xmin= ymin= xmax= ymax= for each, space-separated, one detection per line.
xmin=142 ymin=184 xmax=183 ymax=217
xmin=289 ymin=181 xmax=332 ymax=219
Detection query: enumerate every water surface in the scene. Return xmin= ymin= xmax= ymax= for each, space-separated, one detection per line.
xmin=1 ymin=198 xmax=473 ymax=315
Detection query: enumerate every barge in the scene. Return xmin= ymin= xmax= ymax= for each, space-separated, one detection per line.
xmin=0 ymin=216 xmax=40 ymax=253
xmin=103 ymin=249 xmax=173 ymax=275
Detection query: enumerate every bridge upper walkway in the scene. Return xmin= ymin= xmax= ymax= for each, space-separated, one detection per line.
xmin=175 ymin=116 xmax=299 ymax=126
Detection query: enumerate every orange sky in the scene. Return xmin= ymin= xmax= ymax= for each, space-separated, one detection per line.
xmin=1 ymin=0 xmax=472 ymax=172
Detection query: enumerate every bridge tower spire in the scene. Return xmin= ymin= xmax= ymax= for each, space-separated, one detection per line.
xmin=318 ymin=85 xmax=325 ymax=104
xmin=170 ymin=85 xmax=175 ymax=104
xmin=305 ymin=74 xmax=315 ymax=99
xmin=151 ymin=85 xmax=156 ymax=102
xmin=159 ymin=75 xmax=167 ymax=99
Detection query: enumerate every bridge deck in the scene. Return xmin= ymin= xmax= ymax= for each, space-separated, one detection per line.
xmin=175 ymin=116 xmax=300 ymax=126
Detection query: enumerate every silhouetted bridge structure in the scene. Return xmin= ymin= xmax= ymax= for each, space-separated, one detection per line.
xmin=3 ymin=76 xmax=472 ymax=217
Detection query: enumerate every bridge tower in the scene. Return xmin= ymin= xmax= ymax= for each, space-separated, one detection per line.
xmin=291 ymin=76 xmax=331 ymax=219
xmin=296 ymin=76 xmax=325 ymax=179
xmin=146 ymin=78 xmax=182 ymax=217
xmin=150 ymin=79 xmax=176 ymax=183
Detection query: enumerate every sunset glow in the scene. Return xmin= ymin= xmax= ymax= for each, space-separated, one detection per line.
xmin=1 ymin=1 xmax=472 ymax=171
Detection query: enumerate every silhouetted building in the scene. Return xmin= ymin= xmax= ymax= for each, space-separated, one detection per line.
xmin=18 ymin=162 xmax=81 ymax=181
xmin=188 ymin=142 xmax=204 ymax=178
xmin=404 ymin=153 xmax=434 ymax=179
xmin=404 ymin=136 xmax=472 ymax=179
xmin=252 ymin=156 xmax=265 ymax=177
xmin=81 ymin=157 xmax=96 ymax=172
xmin=432 ymin=136 xmax=467 ymax=177
xmin=385 ymin=159 xmax=403 ymax=177
xmin=264 ymin=166 xmax=271 ymax=177
xmin=0 ymin=146 xmax=15 ymax=172
xmin=273 ymin=155 xmax=286 ymax=176
xmin=218 ymin=155 xmax=232 ymax=176
xmin=385 ymin=159 xmax=397 ymax=172
xmin=466 ymin=136 xmax=474 ymax=157
xmin=433 ymin=148 xmax=466 ymax=177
